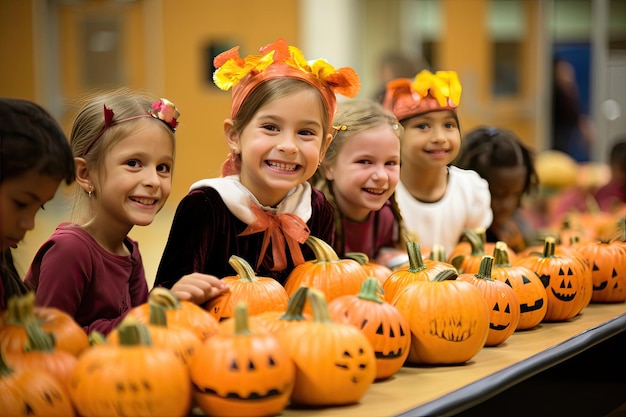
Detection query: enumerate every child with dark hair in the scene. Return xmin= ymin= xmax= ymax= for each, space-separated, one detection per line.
xmin=0 ymin=98 xmax=75 ymax=310
xmin=594 ymin=136 xmax=626 ymax=212
xmin=454 ymin=126 xmax=539 ymax=252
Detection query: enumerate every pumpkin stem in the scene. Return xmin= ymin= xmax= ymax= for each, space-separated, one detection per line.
xmin=0 ymin=351 xmax=15 ymax=377
xmin=405 ymin=241 xmax=427 ymax=272
xmin=432 ymin=269 xmax=458 ymax=282
xmin=344 ymin=252 xmax=369 ymax=265
xmin=474 ymin=256 xmax=494 ymax=281
xmin=357 ymin=277 xmax=384 ymax=304
xmin=279 ymin=286 xmax=308 ymax=321
xmin=306 ymin=235 xmax=340 ymax=263
xmin=149 ymin=303 xmax=169 ymax=327
xmin=149 ymin=287 xmax=182 ymax=310
xmin=542 ymin=237 xmax=557 ymax=258
xmin=307 ymin=289 xmax=334 ymax=324
xmin=24 ymin=320 xmax=55 ymax=353
xmin=88 ymin=331 xmax=108 ymax=346
xmin=493 ymin=241 xmax=511 ymax=266
xmin=234 ymin=302 xmax=252 ymax=335
xmin=465 ymin=228 xmax=485 ymax=256
xmin=429 ymin=244 xmax=447 ymax=262
xmin=117 ymin=320 xmax=152 ymax=346
xmin=228 ymin=255 xmax=258 ymax=282
xmin=4 ymin=292 xmax=36 ymax=326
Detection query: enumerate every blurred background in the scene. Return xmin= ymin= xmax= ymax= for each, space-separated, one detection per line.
xmin=1 ymin=0 xmax=625 ymax=285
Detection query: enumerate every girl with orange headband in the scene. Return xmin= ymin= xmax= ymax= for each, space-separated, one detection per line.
xmin=383 ymin=70 xmax=493 ymax=256
xmin=155 ymin=39 xmax=360 ymax=293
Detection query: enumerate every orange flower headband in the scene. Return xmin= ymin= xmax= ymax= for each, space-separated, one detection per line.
xmin=213 ymin=38 xmax=361 ymax=124
xmin=383 ymin=70 xmax=462 ymax=121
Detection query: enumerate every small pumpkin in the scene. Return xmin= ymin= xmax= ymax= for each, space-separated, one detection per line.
xmin=457 ymin=256 xmax=520 ymax=346
xmin=277 ymin=289 xmax=376 ymax=406
xmin=327 ymin=277 xmax=410 ymax=380
xmin=126 ymin=287 xmax=219 ymax=341
xmin=383 ymin=241 xmax=456 ymax=304
xmin=190 ymin=302 xmax=295 ymax=417
xmin=491 ymin=241 xmax=548 ymax=330
xmin=0 ymin=350 xmax=76 ymax=417
xmin=284 ymin=236 xmax=368 ymax=312
xmin=205 ymin=255 xmax=289 ymax=321
xmin=0 ymin=292 xmax=89 ymax=357
xmin=393 ymin=269 xmax=490 ymax=365
xmin=69 ymin=321 xmax=191 ymax=417
xmin=572 ymin=238 xmax=626 ymax=303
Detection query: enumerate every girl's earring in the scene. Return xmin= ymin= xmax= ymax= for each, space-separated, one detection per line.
xmin=88 ymin=185 xmax=93 ymax=198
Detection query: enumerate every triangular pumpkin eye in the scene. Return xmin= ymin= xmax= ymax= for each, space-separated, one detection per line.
xmin=389 ymin=326 xmax=395 ymax=338
xmin=559 ymin=268 xmax=565 ymax=276
xmin=361 ymin=319 xmax=368 ymax=329
xmin=493 ymin=303 xmax=500 ymax=311
xmin=248 ymin=360 xmax=255 ymax=370
xmin=593 ymin=263 xmax=600 ymax=271
xmin=567 ymin=267 xmax=573 ymax=276
xmin=522 ymin=275 xmax=531 ymax=284
xmin=612 ymin=268 xmax=618 ymax=278
xmin=376 ymin=324 xmax=384 ymax=335
xmin=230 ymin=359 xmax=238 ymax=371
xmin=505 ymin=278 xmax=513 ymax=287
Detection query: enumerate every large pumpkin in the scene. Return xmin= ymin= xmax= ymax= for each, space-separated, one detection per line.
xmin=284 ymin=236 xmax=368 ymax=312
xmin=189 ymin=303 xmax=294 ymax=417
xmin=205 ymin=255 xmax=289 ymax=321
xmin=68 ymin=321 xmax=191 ymax=417
xmin=573 ymin=239 xmax=626 ymax=303
xmin=393 ymin=269 xmax=489 ymax=365
xmin=491 ymin=241 xmax=548 ymax=330
xmin=277 ymin=289 xmax=376 ymax=406
xmin=515 ymin=237 xmax=589 ymax=321
xmin=457 ymin=256 xmax=520 ymax=346
xmin=327 ymin=277 xmax=410 ymax=380
xmin=0 ymin=293 xmax=89 ymax=357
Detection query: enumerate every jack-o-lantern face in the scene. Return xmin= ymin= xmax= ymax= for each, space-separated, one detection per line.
xmin=573 ymin=241 xmax=626 ymax=303
xmin=429 ymin=315 xmax=478 ymax=342
xmin=490 ymin=301 xmax=512 ymax=331
xmin=516 ymin=274 xmax=545 ymax=313
xmin=540 ymin=267 xmax=578 ymax=302
xmin=371 ymin=321 xmax=409 ymax=359
xmin=333 ymin=346 xmax=374 ymax=384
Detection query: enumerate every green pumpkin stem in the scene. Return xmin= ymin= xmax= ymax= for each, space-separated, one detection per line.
xmin=4 ymin=292 xmax=37 ymax=326
xmin=234 ymin=302 xmax=252 ymax=335
xmin=474 ymin=256 xmax=494 ymax=281
xmin=405 ymin=241 xmax=427 ymax=273
xmin=357 ymin=277 xmax=384 ymax=304
xmin=542 ymin=237 xmax=557 ymax=258
xmin=0 ymin=351 xmax=15 ymax=377
xmin=149 ymin=287 xmax=182 ymax=310
xmin=88 ymin=331 xmax=108 ymax=346
xmin=149 ymin=303 xmax=168 ymax=327
xmin=464 ymin=228 xmax=485 ymax=256
xmin=306 ymin=236 xmax=340 ymax=263
xmin=117 ymin=320 xmax=152 ymax=346
xmin=24 ymin=321 xmax=55 ymax=353
xmin=493 ymin=241 xmax=511 ymax=267
xmin=432 ymin=269 xmax=459 ymax=282
xmin=279 ymin=286 xmax=308 ymax=321
xmin=344 ymin=252 xmax=369 ymax=265
xmin=429 ymin=244 xmax=447 ymax=262
xmin=229 ymin=255 xmax=258 ymax=282
xmin=307 ymin=289 xmax=334 ymax=324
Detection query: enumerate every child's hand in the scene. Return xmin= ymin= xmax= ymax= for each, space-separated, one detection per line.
xmin=170 ymin=273 xmax=229 ymax=305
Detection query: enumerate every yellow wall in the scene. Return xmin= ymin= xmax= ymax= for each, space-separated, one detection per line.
xmin=0 ymin=1 xmax=36 ymax=99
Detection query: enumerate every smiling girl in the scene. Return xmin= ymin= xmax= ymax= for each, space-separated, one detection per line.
xmin=155 ymin=39 xmax=360 ymax=290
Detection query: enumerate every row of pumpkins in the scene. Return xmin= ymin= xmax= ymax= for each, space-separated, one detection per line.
xmin=1 ymin=218 xmax=625 ymax=417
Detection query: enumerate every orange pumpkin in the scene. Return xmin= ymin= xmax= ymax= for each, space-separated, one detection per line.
xmin=515 ymin=237 xmax=589 ymax=322
xmin=383 ymin=241 xmax=456 ymax=304
xmin=345 ymin=252 xmax=393 ymax=286
xmin=0 ymin=350 xmax=76 ymax=417
xmin=491 ymin=241 xmax=548 ymax=330
xmin=393 ymin=269 xmax=490 ymax=365
xmin=126 ymin=287 xmax=219 ymax=341
xmin=448 ymin=228 xmax=518 ymax=271
xmin=0 ymin=292 xmax=89 ymax=357
xmin=284 ymin=236 xmax=368 ymax=313
xmin=327 ymin=277 xmax=410 ymax=380
xmin=457 ymin=256 xmax=520 ymax=346
xmin=277 ymin=289 xmax=376 ymax=406
xmin=205 ymin=255 xmax=289 ymax=321
xmin=572 ymin=239 xmax=626 ymax=303
xmin=251 ymin=286 xmax=311 ymax=335
xmin=190 ymin=303 xmax=295 ymax=417
xmin=69 ymin=321 xmax=191 ymax=417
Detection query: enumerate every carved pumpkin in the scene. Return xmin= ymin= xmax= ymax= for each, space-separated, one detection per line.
xmin=515 ymin=237 xmax=589 ymax=322
xmin=108 ymin=305 xmax=202 ymax=367
xmin=69 ymin=321 xmax=191 ymax=417
xmin=327 ymin=277 xmax=410 ymax=380
xmin=573 ymin=239 xmax=626 ymax=303
xmin=0 ymin=292 xmax=89 ymax=357
xmin=383 ymin=241 xmax=456 ymax=304
xmin=345 ymin=252 xmax=393 ymax=285
xmin=277 ymin=289 xmax=376 ymax=406
xmin=491 ymin=241 xmax=548 ymax=330
xmin=205 ymin=255 xmax=289 ymax=321
xmin=393 ymin=269 xmax=489 ymax=364
xmin=3 ymin=320 xmax=77 ymax=390
xmin=190 ymin=303 xmax=294 ymax=417
xmin=0 ymin=351 xmax=76 ymax=417
xmin=284 ymin=236 xmax=368 ymax=313
xmin=126 ymin=287 xmax=219 ymax=341
xmin=457 ymin=256 xmax=520 ymax=346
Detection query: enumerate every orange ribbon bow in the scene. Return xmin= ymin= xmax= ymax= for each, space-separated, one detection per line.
xmin=238 ymin=204 xmax=310 ymax=271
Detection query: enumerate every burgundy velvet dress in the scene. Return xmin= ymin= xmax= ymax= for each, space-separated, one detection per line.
xmin=155 ymin=186 xmax=335 ymax=288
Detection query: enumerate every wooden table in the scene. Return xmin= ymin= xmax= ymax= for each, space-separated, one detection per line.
xmin=280 ymin=303 xmax=626 ymax=417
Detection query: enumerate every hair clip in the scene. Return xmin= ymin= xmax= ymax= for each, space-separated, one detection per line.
xmin=332 ymin=124 xmax=348 ymax=132
xmin=150 ymin=99 xmax=180 ymax=131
